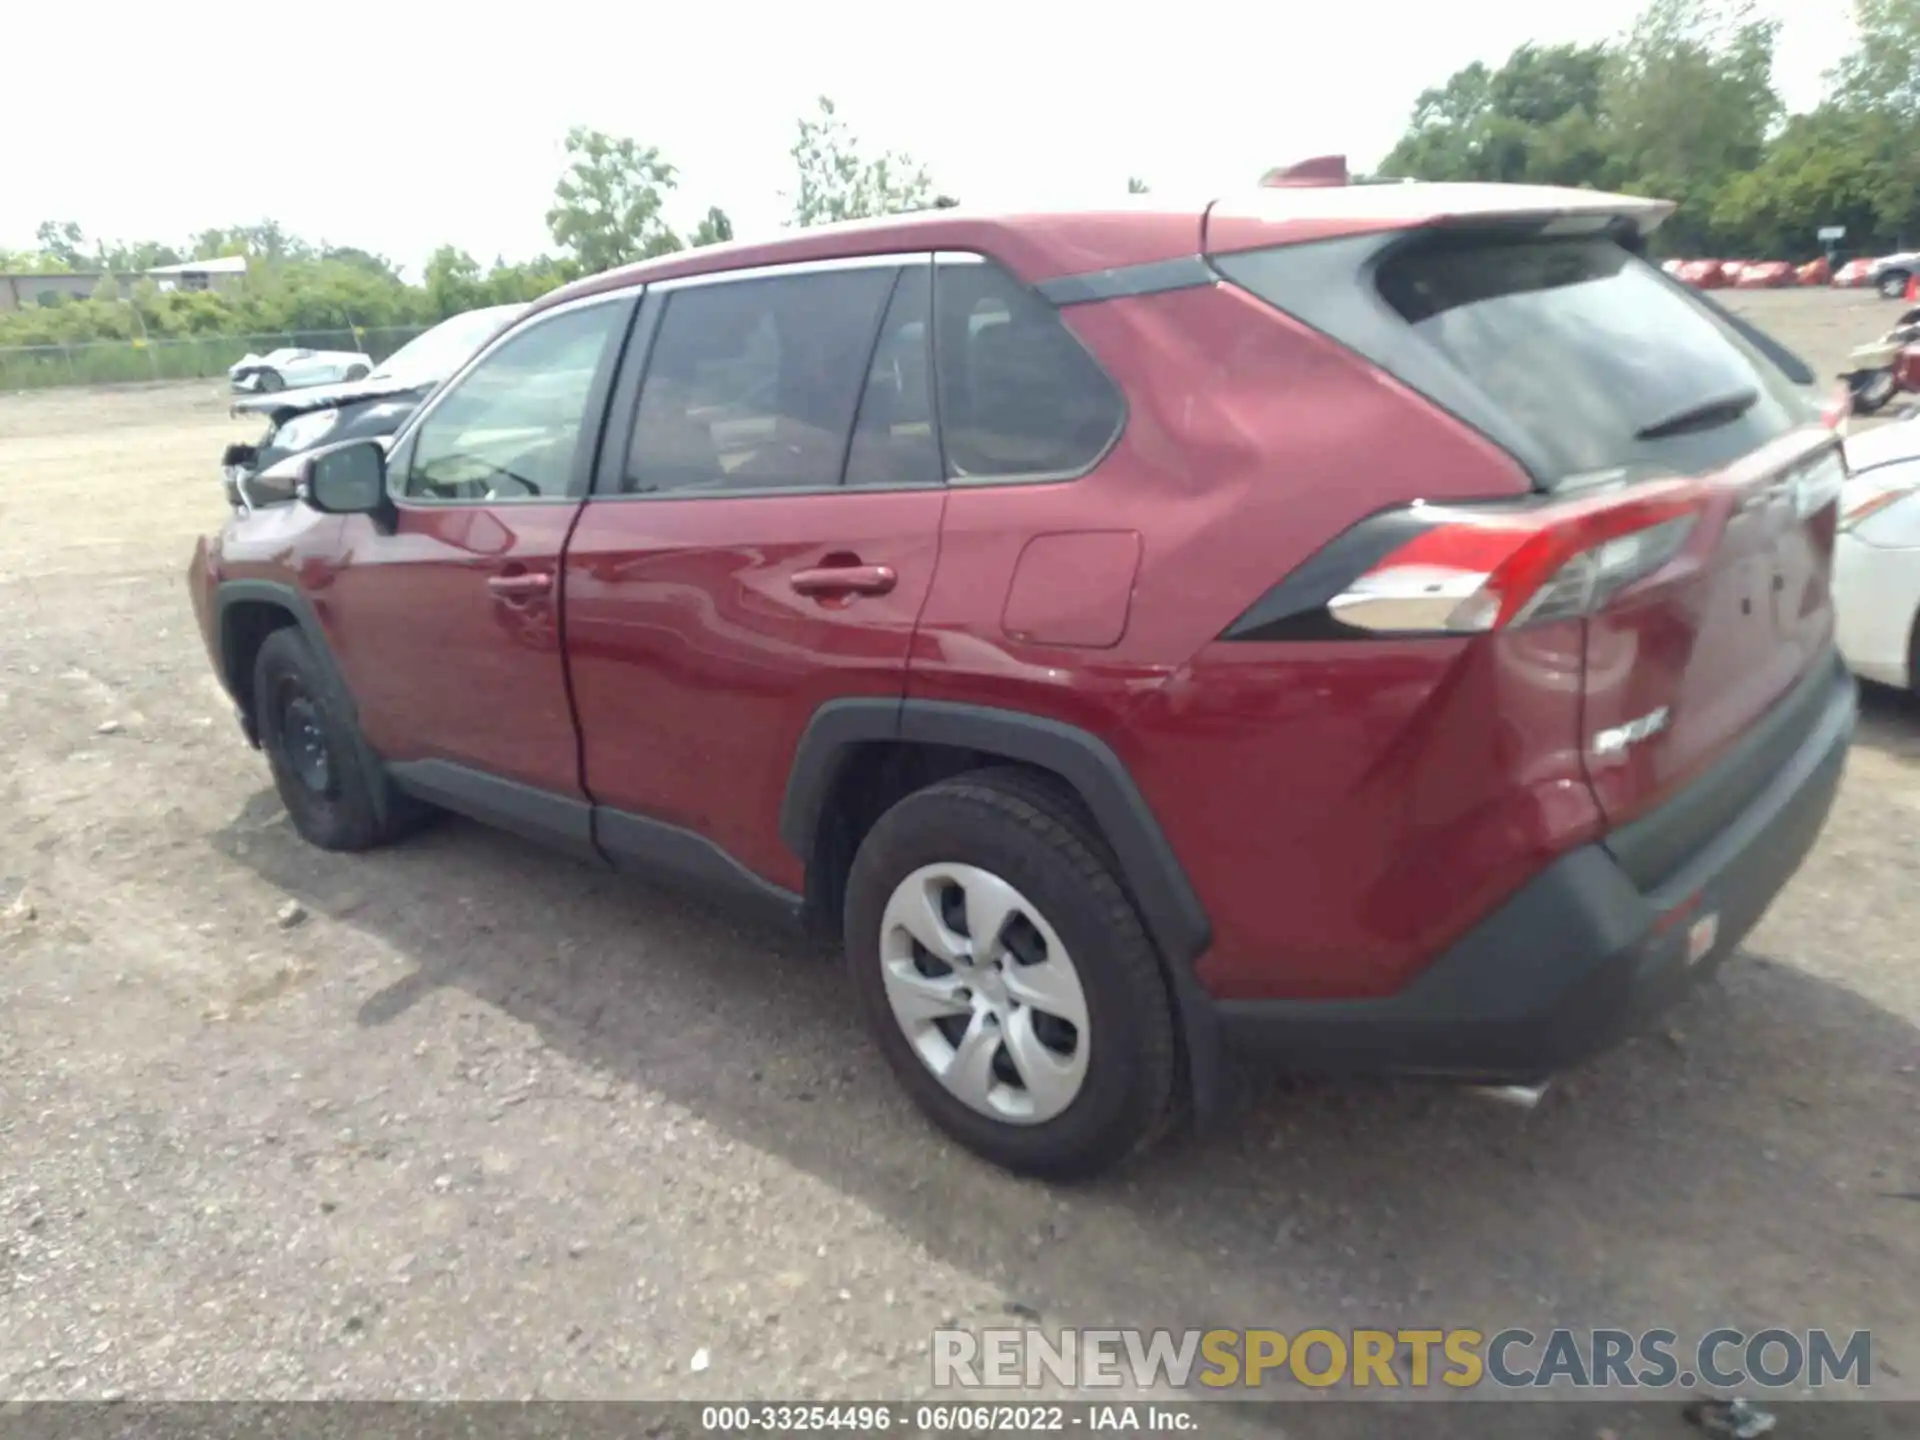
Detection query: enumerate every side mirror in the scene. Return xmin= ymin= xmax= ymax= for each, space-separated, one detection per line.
xmin=301 ymin=439 xmax=396 ymax=531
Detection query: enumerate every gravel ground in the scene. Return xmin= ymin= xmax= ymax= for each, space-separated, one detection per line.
xmin=2 ymin=287 xmax=1918 ymax=1419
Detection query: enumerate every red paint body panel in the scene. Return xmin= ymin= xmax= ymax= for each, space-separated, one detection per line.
xmin=563 ymin=490 xmax=947 ymax=889
xmin=320 ymin=502 xmax=585 ymax=796
xmin=906 ymin=284 xmax=1598 ymax=1000
xmin=1131 ymin=625 xmax=1600 ymax=999
xmin=1897 ymin=343 xmax=1920 ymax=392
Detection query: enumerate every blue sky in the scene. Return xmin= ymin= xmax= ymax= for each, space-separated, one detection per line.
xmin=1 ymin=0 xmax=1856 ymax=275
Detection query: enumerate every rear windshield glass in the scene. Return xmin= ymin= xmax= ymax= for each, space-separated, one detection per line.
xmin=1214 ymin=233 xmax=1818 ymax=488
xmin=1371 ymin=236 xmax=1814 ymax=484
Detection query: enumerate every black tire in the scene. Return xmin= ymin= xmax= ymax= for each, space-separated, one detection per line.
xmin=344 ymin=363 xmax=370 ymax=381
xmin=843 ymin=767 xmax=1178 ymax=1180
xmin=252 ymin=627 xmax=418 ymax=851
xmin=257 ymin=368 xmax=285 ymax=392
xmin=1852 ymin=369 xmax=1899 ymax=415
xmin=1879 ymin=269 xmax=1912 ymax=301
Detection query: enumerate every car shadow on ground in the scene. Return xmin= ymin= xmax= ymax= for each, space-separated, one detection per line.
xmin=208 ymin=786 xmax=1920 ymax=1387
xmin=1856 ymin=680 xmax=1920 ymax=761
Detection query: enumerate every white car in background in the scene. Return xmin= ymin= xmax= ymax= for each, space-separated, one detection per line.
xmin=228 ymin=345 xmax=374 ymax=394
xmin=1835 ymin=416 xmax=1920 ymax=690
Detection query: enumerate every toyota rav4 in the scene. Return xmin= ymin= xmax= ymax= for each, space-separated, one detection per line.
xmin=187 ymin=178 xmax=1857 ymax=1178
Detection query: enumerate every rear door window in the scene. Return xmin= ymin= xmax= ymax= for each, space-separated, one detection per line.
xmin=624 ymin=267 xmax=895 ymax=495
xmin=933 ymin=257 xmax=1124 ymax=482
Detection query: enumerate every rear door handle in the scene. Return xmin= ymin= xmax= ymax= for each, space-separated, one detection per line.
xmin=790 ymin=564 xmax=897 ymax=597
xmin=487 ymin=570 xmax=554 ymax=599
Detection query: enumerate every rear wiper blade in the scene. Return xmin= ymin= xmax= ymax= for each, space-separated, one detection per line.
xmin=1634 ymin=388 xmax=1760 ymax=440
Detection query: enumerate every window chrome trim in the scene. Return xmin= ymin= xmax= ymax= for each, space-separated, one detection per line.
xmin=584 ymin=478 xmax=949 ymax=504
xmin=649 ymin=250 xmax=936 ymax=293
xmin=387 ymin=288 xmax=636 ymax=508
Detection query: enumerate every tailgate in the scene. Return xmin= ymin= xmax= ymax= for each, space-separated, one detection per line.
xmin=1345 ymin=229 xmax=1839 ymax=836
xmin=1210 ymin=215 xmax=1839 ymax=854
xmin=1582 ymin=433 xmax=1844 ymax=834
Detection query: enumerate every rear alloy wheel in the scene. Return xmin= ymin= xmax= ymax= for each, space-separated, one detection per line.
xmin=844 ymin=769 xmax=1177 ymax=1179
xmin=344 ymin=363 xmax=369 ymax=381
xmin=1879 ymin=269 xmax=1913 ymax=301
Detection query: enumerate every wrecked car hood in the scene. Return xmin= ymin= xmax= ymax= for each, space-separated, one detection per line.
xmin=230 ymin=372 xmax=427 ymax=420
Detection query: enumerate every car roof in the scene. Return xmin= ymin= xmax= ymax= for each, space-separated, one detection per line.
xmin=527 ymin=203 xmax=1206 ymax=317
xmin=526 ymin=182 xmax=1676 ymax=322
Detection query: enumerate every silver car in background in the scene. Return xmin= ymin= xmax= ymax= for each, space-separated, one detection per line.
xmin=228 ymin=345 xmax=375 ymax=394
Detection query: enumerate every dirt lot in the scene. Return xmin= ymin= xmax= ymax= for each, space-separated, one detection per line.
xmin=2 ymin=288 xmax=1918 ymax=1420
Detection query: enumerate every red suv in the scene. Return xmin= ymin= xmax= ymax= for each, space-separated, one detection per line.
xmin=188 ymin=179 xmax=1856 ymax=1178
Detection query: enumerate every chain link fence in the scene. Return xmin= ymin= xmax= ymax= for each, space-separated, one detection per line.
xmin=0 ymin=326 xmax=432 ymax=391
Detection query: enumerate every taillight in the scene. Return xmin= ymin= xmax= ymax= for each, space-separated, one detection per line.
xmin=1222 ymin=482 xmax=1703 ymax=641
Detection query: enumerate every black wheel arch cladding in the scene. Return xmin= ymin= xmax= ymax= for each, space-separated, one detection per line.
xmin=214 ymin=579 xmax=394 ymax=824
xmin=783 ymin=698 xmax=1211 ymax=968
xmin=786 ymin=698 xmax=1225 ymax=1127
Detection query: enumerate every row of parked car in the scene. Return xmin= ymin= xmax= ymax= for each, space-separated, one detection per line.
xmin=195 ymin=182 xmax=1918 ymax=1177
xmin=1665 ymin=251 xmax=1920 ymax=297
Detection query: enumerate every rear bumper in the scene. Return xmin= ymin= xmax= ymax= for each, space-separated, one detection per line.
xmin=1215 ymin=657 xmax=1856 ymax=1083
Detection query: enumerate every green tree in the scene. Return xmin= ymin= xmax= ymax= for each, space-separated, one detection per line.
xmin=422 ymin=245 xmax=489 ymax=319
xmin=786 ymin=96 xmax=936 ymax=226
xmin=1823 ymin=0 xmax=1920 ymax=246
xmin=1711 ymin=104 xmax=1913 ymax=256
xmin=1834 ymin=0 xmax=1920 ymax=118
xmin=33 ymin=221 xmax=87 ymax=269
xmin=1127 ymin=176 xmax=1151 ymax=194
xmin=94 ymin=239 xmax=185 ymax=272
xmin=321 ymin=245 xmax=400 ymax=281
xmin=545 ymin=125 xmax=683 ymax=276
xmin=190 ymin=220 xmax=312 ymax=263
xmin=0 ymin=246 xmax=68 ymax=274
xmin=1601 ymin=0 xmax=1781 ymax=251
xmin=1379 ymin=43 xmax=1611 ymax=185
xmin=482 ymin=254 xmax=576 ymax=304
xmin=690 ymin=206 xmax=735 ymax=247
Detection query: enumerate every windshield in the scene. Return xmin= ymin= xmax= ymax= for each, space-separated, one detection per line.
xmin=371 ymin=305 xmax=525 ymax=383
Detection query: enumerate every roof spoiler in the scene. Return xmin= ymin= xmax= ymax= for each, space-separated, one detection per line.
xmin=1259 ymin=155 xmax=1349 ymax=188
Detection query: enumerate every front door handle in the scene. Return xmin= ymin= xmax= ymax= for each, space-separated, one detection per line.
xmin=790 ymin=564 xmax=897 ymax=598
xmin=487 ymin=570 xmax=554 ymax=599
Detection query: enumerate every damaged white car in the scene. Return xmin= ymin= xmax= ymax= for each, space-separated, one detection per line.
xmin=228 ymin=345 xmax=373 ymax=394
